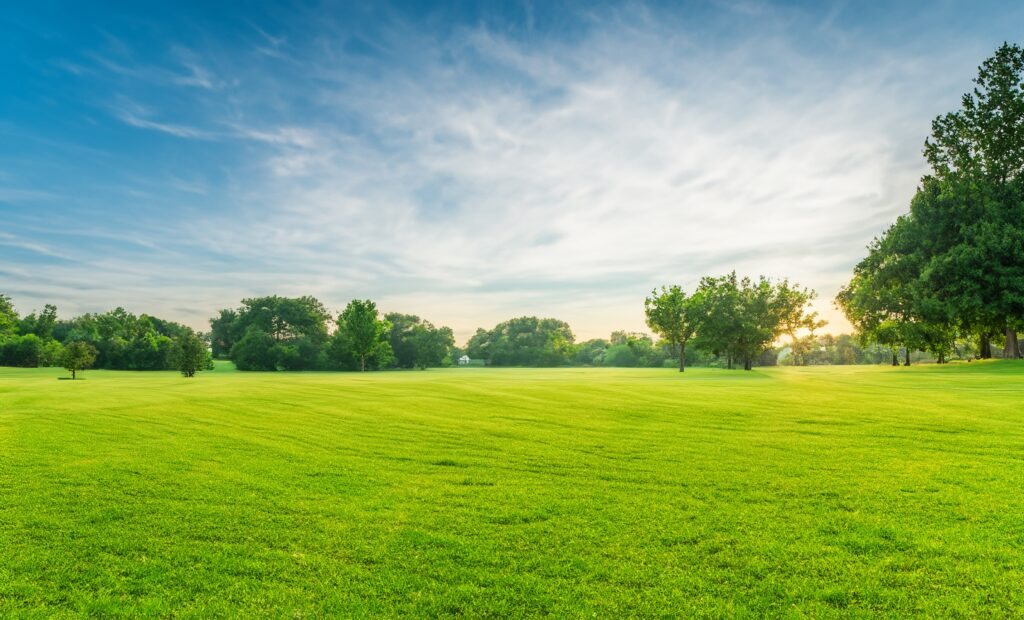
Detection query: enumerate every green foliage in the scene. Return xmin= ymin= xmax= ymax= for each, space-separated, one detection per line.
xmin=578 ymin=334 xmax=669 ymax=368
xmin=840 ymin=44 xmax=1024 ymax=359
xmin=18 ymin=304 xmax=57 ymax=341
xmin=572 ymin=338 xmax=609 ymax=366
xmin=385 ymin=313 xmax=455 ymax=369
xmin=208 ymin=309 xmax=238 ymax=358
xmin=47 ymin=308 xmax=194 ymax=371
xmin=467 ymin=317 xmax=575 ymax=366
xmin=216 ymin=296 xmax=333 ymax=371
xmin=230 ymin=327 xmax=278 ymax=371
xmin=175 ymin=332 xmax=212 ymax=377
xmin=332 ymin=300 xmax=393 ymax=371
xmin=603 ymin=343 xmax=637 ymax=367
xmin=0 ymin=334 xmax=44 ymax=367
xmin=61 ymin=341 xmax=97 ymax=379
xmin=625 ymin=334 xmax=670 ymax=368
xmin=645 ymin=285 xmax=697 ymax=371
xmin=784 ymin=334 xmax=889 ymax=366
xmin=0 ymin=294 xmax=18 ymax=340
xmin=692 ymin=273 xmax=819 ymax=370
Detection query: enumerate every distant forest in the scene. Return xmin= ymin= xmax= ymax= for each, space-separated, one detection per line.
xmin=0 ymin=285 xmax=1010 ymax=376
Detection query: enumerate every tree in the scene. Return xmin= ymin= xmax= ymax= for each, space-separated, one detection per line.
xmin=573 ymin=339 xmax=609 ymax=366
xmin=407 ymin=323 xmax=454 ymax=369
xmin=467 ymin=317 xmax=575 ymax=366
xmin=230 ymin=327 xmax=278 ymax=371
xmin=18 ymin=304 xmax=58 ymax=340
xmin=214 ymin=296 xmax=332 ymax=370
xmin=0 ymin=294 xmax=18 ymax=340
xmin=332 ymin=300 xmax=392 ymax=371
xmin=693 ymin=273 xmax=819 ymax=370
xmin=62 ymin=341 xmax=97 ymax=380
xmin=691 ymin=273 xmax=742 ymax=368
xmin=625 ymin=333 xmax=669 ymax=368
xmin=209 ymin=309 xmax=239 ymax=358
xmin=921 ymin=43 xmax=1024 ymax=357
xmin=0 ymin=334 xmax=43 ymax=367
xmin=385 ymin=313 xmax=455 ymax=369
xmin=175 ymin=332 xmax=211 ymax=377
xmin=645 ymin=285 xmax=698 ymax=372
xmin=836 ymin=215 xmax=937 ymax=366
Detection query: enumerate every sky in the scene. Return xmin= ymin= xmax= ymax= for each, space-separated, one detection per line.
xmin=1 ymin=1 xmax=1021 ymax=343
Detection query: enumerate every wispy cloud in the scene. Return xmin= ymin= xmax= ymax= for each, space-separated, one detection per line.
xmin=117 ymin=111 xmax=212 ymax=139
xmin=2 ymin=2 xmax=1018 ymax=339
xmin=180 ymin=9 xmax=970 ymax=337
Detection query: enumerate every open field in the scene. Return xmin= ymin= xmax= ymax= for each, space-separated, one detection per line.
xmin=2 ymin=363 xmax=1024 ymax=617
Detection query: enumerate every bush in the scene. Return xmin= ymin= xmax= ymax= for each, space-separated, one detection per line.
xmin=0 ymin=334 xmax=43 ymax=367
xmin=230 ymin=328 xmax=277 ymax=371
xmin=604 ymin=344 xmax=637 ymax=367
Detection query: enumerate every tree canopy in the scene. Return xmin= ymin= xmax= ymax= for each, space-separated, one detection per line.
xmin=467 ymin=317 xmax=575 ymax=367
xmin=61 ymin=341 xmax=97 ymax=380
xmin=332 ymin=300 xmax=393 ymax=371
xmin=838 ymin=43 xmax=1024 ymax=361
xmin=645 ymin=285 xmax=698 ymax=372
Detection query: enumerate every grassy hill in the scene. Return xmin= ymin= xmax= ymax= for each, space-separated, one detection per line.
xmin=2 ymin=363 xmax=1023 ymax=617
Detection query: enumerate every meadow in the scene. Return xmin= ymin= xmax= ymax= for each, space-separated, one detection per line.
xmin=2 ymin=362 xmax=1023 ymax=618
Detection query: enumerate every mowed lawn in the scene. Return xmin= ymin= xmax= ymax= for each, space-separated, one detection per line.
xmin=2 ymin=363 xmax=1024 ymax=618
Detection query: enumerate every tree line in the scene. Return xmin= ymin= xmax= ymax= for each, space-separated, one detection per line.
xmin=461 ymin=272 xmax=819 ymax=371
xmin=836 ymin=44 xmax=1024 ymax=364
xmin=0 ymin=278 xmax=820 ymax=375
xmin=0 ymin=295 xmax=211 ymax=377
xmin=209 ymin=296 xmax=455 ymax=371
xmin=643 ymin=272 xmax=821 ymax=372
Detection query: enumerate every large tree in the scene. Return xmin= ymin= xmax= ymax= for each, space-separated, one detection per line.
xmin=694 ymin=273 xmax=819 ymax=370
xmin=467 ymin=317 xmax=575 ymax=367
xmin=837 ymin=216 xmax=927 ymax=365
xmin=385 ymin=313 xmax=456 ymax=369
xmin=920 ymin=43 xmax=1024 ymax=357
xmin=216 ymin=296 xmax=332 ymax=370
xmin=644 ymin=285 xmax=698 ymax=372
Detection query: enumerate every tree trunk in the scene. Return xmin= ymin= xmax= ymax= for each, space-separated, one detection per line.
xmin=891 ymin=352 xmax=898 ymax=366
xmin=937 ymin=352 xmax=945 ymax=364
xmin=1005 ymin=327 xmax=1021 ymax=359
xmin=980 ymin=335 xmax=992 ymax=359
xmin=72 ymin=369 xmax=76 ymax=380
xmin=678 ymin=343 xmax=685 ymax=373
xmin=360 ymin=355 xmax=366 ymax=372
xmin=744 ymin=358 xmax=752 ymax=371
xmin=727 ymin=356 xmax=733 ymax=370
xmin=904 ymin=348 xmax=911 ymax=366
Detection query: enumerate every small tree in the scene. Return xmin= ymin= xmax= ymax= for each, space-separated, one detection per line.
xmin=62 ymin=341 xmax=97 ymax=380
xmin=333 ymin=299 xmax=392 ymax=371
xmin=175 ymin=332 xmax=211 ymax=377
xmin=645 ymin=285 xmax=698 ymax=372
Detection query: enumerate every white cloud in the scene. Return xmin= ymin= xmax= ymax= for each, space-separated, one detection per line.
xmin=6 ymin=4 xmax=1004 ymax=342
xmin=181 ymin=11 xmax=975 ymax=339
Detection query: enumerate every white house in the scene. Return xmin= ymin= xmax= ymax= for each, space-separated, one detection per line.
xmin=458 ymin=355 xmax=471 ymax=366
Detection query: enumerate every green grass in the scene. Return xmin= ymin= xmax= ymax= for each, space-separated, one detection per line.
xmin=2 ymin=362 xmax=1024 ymax=618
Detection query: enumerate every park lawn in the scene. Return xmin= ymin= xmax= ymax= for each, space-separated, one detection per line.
xmin=1 ymin=363 xmax=1023 ymax=618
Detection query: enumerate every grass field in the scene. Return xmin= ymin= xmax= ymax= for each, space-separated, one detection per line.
xmin=2 ymin=362 xmax=1023 ymax=618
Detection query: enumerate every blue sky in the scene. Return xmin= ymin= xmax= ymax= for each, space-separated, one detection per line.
xmin=1 ymin=1 xmax=1021 ymax=341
